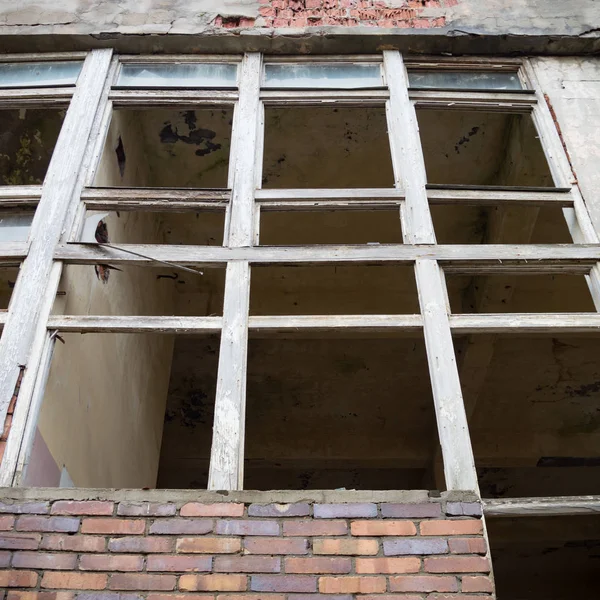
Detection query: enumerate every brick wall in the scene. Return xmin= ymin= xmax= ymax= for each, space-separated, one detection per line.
xmin=215 ymin=0 xmax=458 ymax=29
xmin=0 ymin=493 xmax=494 ymax=598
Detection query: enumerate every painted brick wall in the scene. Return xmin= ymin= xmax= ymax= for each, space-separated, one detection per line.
xmin=0 ymin=496 xmax=493 ymax=598
xmin=215 ymin=0 xmax=458 ymax=29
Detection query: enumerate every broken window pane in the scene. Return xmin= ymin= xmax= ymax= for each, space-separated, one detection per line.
xmin=0 ymin=212 xmax=34 ymax=242
xmin=408 ymin=70 xmax=522 ymax=90
xmin=0 ymin=61 xmax=82 ymax=88
xmin=95 ymin=108 xmax=233 ymax=188
xmin=446 ymin=272 xmax=595 ymax=314
xmin=25 ymin=332 xmax=220 ymax=489
xmin=262 ymin=107 xmax=394 ymax=188
xmin=81 ymin=210 xmax=225 ymax=246
xmin=431 ymin=205 xmax=573 ymax=245
xmin=454 ymin=332 xmax=600 ymax=497
xmin=0 ymin=266 xmax=19 ymax=311
xmin=116 ymin=63 xmax=238 ymax=88
xmin=245 ymin=333 xmax=439 ymax=490
xmin=251 ymin=265 xmax=419 ymax=315
xmin=0 ymin=109 xmax=65 ymax=186
xmin=263 ymin=63 xmax=383 ymax=89
xmin=53 ymin=265 xmax=225 ymax=317
xmin=259 ymin=209 xmax=402 ymax=245
xmin=417 ymin=109 xmax=554 ymax=187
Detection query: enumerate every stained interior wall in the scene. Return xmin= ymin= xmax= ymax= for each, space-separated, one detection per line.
xmin=417 ymin=110 xmax=554 ymax=187
xmin=0 ymin=109 xmax=64 ymax=186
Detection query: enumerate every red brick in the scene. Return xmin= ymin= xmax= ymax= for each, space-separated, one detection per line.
xmin=109 ymin=536 xmax=173 ymax=553
xmin=7 ymin=593 xmax=75 ymax=600
xmin=381 ymin=503 xmax=441 ymax=519
xmin=109 ymin=573 xmax=177 ymax=591
xmin=12 ymin=551 xmax=77 ymax=570
xmin=42 ymin=534 xmax=106 ymax=553
xmin=420 ymin=520 xmax=483 ymax=536
xmin=51 ymin=501 xmax=114 ymax=516
xmin=147 ymin=555 xmax=212 ymax=572
xmin=425 ymin=556 xmax=491 ymax=573
xmin=181 ymin=503 xmax=244 ymax=517
xmin=284 ymin=520 xmax=347 ymax=536
xmin=82 ymin=518 xmax=145 ymax=535
xmin=176 ymin=537 xmax=241 ymax=554
xmin=356 ymin=557 xmax=421 ymax=574
xmin=16 ymin=516 xmax=79 ymax=533
xmin=319 ymin=576 xmax=386 ymax=594
xmin=428 ymin=596 xmax=492 ymax=600
xmin=389 ymin=575 xmax=458 ymax=592
xmin=245 ymin=537 xmax=308 ymax=555
xmin=150 ymin=519 xmax=213 ymax=535
xmin=0 ymin=533 xmax=41 ymax=550
xmin=216 ymin=520 xmax=279 ymax=536
xmin=41 ymin=572 xmax=107 ymax=590
xmin=449 ymin=537 xmax=487 ymax=554
xmin=313 ymin=538 xmax=378 ymax=555
xmin=80 ymin=554 xmax=144 ymax=571
xmin=0 ymin=550 xmax=11 ymax=567
xmin=286 ymin=557 xmax=351 ymax=574
xmin=0 ymin=515 xmax=15 ymax=530
xmin=362 ymin=596 xmax=422 ymax=600
xmin=180 ymin=574 xmax=247 ymax=592
xmin=251 ymin=575 xmax=316 ymax=593
xmin=214 ymin=556 xmax=281 ymax=573
xmin=148 ymin=596 xmax=213 ymax=600
xmin=462 ymin=575 xmax=494 ymax=593
xmin=0 ymin=502 xmax=49 ymax=515
xmin=0 ymin=570 xmax=38 ymax=588
xmin=351 ymin=520 xmax=416 ymax=536
xmin=118 ymin=502 xmax=176 ymax=517
xmin=219 ymin=596 xmax=284 ymax=600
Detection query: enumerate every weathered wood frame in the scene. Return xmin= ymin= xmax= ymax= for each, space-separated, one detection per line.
xmin=0 ymin=52 xmax=597 ymax=509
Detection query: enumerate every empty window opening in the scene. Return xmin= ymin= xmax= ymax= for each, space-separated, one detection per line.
xmin=454 ymin=333 xmax=600 ymax=498
xmin=262 ymin=107 xmax=395 ymax=189
xmin=95 ymin=108 xmax=233 ymax=188
xmin=25 ymin=332 xmax=219 ymax=489
xmin=0 ymin=266 xmax=20 ymax=311
xmin=431 ymin=205 xmax=573 ymax=245
xmin=53 ymin=265 xmax=225 ymax=317
xmin=250 ymin=265 xmax=419 ymax=315
xmin=244 ymin=334 xmax=440 ymax=490
xmin=417 ymin=109 xmax=554 ymax=188
xmin=259 ymin=209 xmax=402 ymax=245
xmin=447 ymin=273 xmax=595 ymax=314
xmin=0 ymin=109 xmax=65 ymax=186
xmin=81 ymin=210 xmax=225 ymax=246
xmin=488 ymin=515 xmax=600 ymax=600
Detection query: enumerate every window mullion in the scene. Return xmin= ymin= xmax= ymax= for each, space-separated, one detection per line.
xmin=208 ymin=53 xmax=261 ymax=491
xmin=385 ymin=50 xmax=478 ymax=492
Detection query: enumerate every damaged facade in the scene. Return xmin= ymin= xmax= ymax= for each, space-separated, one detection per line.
xmin=0 ymin=0 xmax=598 ymax=598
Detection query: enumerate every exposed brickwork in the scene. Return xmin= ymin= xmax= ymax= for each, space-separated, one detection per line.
xmin=212 ymin=0 xmax=459 ymax=30
xmin=0 ymin=497 xmax=493 ymax=596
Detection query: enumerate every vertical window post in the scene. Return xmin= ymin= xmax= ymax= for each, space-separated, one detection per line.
xmin=384 ymin=50 xmax=479 ymax=492
xmin=208 ymin=53 xmax=262 ymax=490
xmin=0 ymin=50 xmax=113 ymax=485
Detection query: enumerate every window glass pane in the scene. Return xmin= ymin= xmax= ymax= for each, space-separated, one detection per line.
xmin=0 ymin=213 xmax=33 ymax=242
xmin=0 ymin=61 xmax=82 ymax=88
xmin=408 ymin=70 xmax=522 ymax=90
xmin=263 ymin=63 xmax=383 ymax=89
xmin=116 ymin=63 xmax=239 ymax=88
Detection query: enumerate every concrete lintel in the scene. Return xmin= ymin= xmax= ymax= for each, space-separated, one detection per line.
xmin=0 ymin=487 xmax=480 ymax=505
xmin=0 ymin=30 xmax=599 ymax=57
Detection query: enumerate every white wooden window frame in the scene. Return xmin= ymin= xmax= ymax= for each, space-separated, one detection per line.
xmin=0 ymin=52 xmax=597 ymax=514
